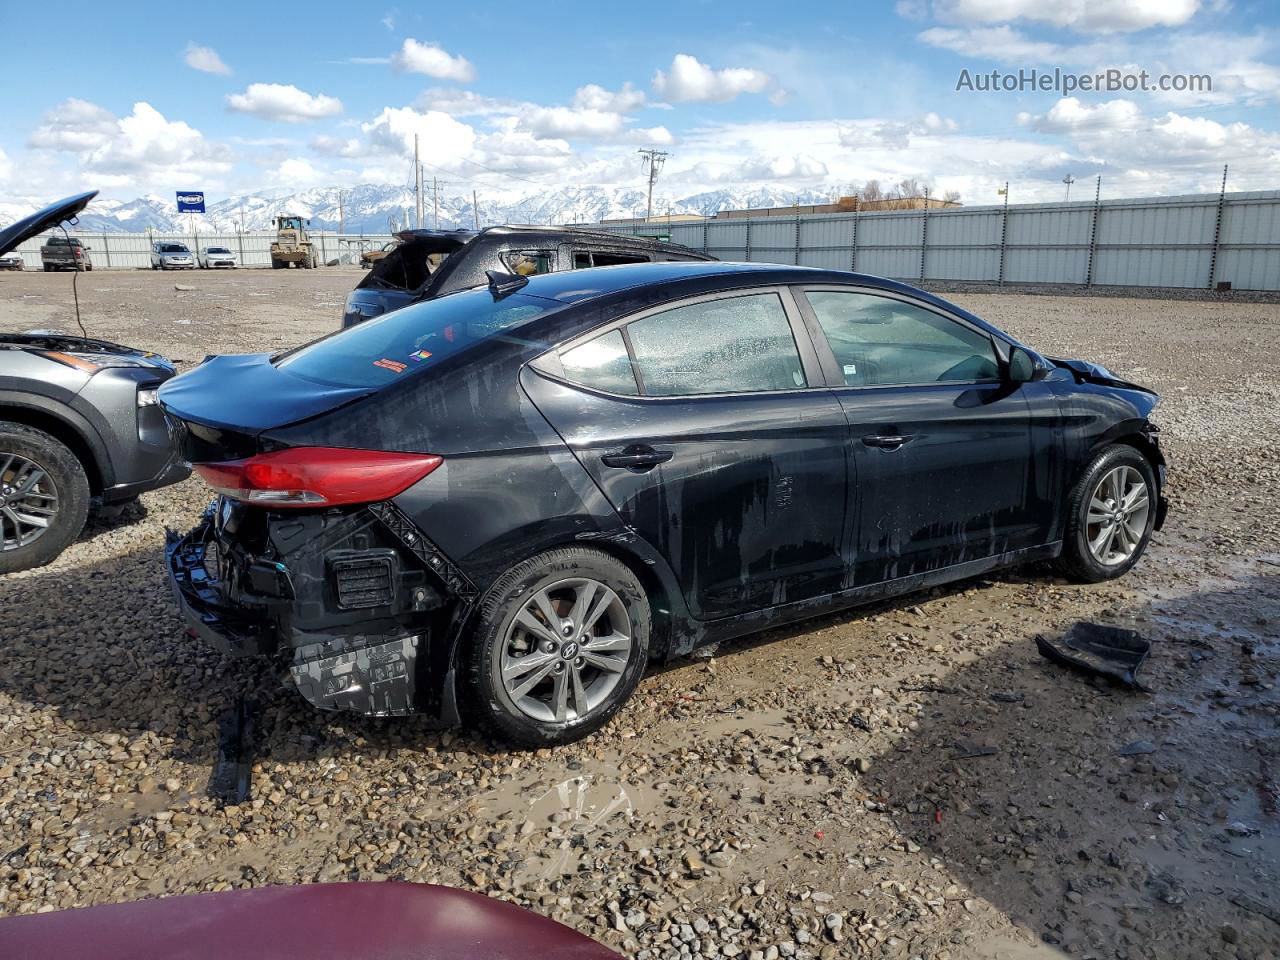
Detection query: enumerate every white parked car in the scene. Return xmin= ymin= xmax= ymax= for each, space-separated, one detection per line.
xmin=150 ymin=242 xmax=195 ymax=270
xmin=199 ymin=245 xmax=237 ymax=269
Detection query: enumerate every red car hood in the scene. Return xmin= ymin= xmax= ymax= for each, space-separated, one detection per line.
xmin=0 ymin=882 xmax=623 ymax=960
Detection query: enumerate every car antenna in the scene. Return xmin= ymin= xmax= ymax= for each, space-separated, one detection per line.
xmin=485 ymin=269 xmax=528 ymax=300
xmin=57 ymin=220 xmax=88 ymax=338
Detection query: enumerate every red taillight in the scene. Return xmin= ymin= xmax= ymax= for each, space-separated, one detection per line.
xmin=193 ymin=447 xmax=443 ymax=508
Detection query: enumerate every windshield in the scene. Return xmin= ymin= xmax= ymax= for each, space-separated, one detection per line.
xmin=277 ymin=287 xmax=562 ymax=388
xmin=160 ymin=244 xmax=188 ymax=253
xmin=207 ymin=247 xmax=230 ymax=254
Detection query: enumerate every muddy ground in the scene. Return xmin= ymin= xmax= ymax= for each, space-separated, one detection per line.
xmin=1 ymin=269 xmax=1277 ymax=959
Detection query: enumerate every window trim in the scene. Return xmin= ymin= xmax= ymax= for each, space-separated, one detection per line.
xmin=792 ymin=284 xmax=1008 ymax=390
xmin=531 ymin=285 xmax=827 ymax=400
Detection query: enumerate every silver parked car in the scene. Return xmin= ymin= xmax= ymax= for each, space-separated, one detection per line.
xmin=150 ymin=242 xmax=195 ymax=270
xmin=198 ymin=245 xmax=237 ymax=269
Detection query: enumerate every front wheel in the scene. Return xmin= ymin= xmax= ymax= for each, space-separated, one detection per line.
xmin=465 ymin=547 xmax=651 ymax=747
xmin=1057 ymin=445 xmax=1157 ymax=583
xmin=0 ymin=423 xmax=91 ymax=574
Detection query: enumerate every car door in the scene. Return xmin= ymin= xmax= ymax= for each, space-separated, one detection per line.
xmin=523 ymin=286 xmax=851 ymax=620
xmin=794 ymin=286 xmax=1052 ymax=586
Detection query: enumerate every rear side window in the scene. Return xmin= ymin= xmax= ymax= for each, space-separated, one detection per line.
xmin=277 ymin=287 xmax=557 ymax=388
xmin=501 ymin=249 xmax=554 ymax=276
xmin=560 ymin=330 xmax=638 ymax=395
xmin=805 ymin=291 xmax=998 ymax=386
xmin=555 ymin=292 xmax=806 ymax=397
xmin=590 ymin=251 xmax=650 ymax=267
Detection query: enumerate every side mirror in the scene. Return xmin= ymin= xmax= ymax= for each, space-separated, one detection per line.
xmin=1007 ymin=345 xmax=1036 ymax=384
xmin=1008 ymin=345 xmax=1039 ymax=384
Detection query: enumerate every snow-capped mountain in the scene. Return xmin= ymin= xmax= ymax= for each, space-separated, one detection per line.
xmin=1 ymin=183 xmax=843 ymax=235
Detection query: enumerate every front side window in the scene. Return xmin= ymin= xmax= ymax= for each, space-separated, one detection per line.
xmin=805 ymin=291 xmax=999 ymax=386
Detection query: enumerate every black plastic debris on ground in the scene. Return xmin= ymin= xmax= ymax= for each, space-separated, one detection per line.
xmin=208 ymin=696 xmax=255 ymax=805
xmin=1035 ymin=622 xmax=1152 ymax=691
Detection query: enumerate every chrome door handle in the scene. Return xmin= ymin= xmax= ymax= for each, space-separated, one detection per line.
xmin=862 ymin=434 xmax=914 ymax=450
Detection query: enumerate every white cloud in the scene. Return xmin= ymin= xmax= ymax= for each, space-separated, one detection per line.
xmin=919 ymin=25 xmax=1086 ymax=60
xmin=183 ymin=43 xmax=231 ymax=75
xmin=518 ymin=105 xmax=627 ymax=140
xmin=1017 ymin=96 xmax=1280 ymax=185
xmin=0 ymin=147 xmax=11 ymax=182
xmin=310 ymin=135 xmax=364 ymax=158
xmin=652 ymin=54 xmax=772 ymax=103
xmin=227 ymin=83 xmax=343 ymax=123
xmin=27 ymin=99 xmax=232 ymax=188
xmin=572 ymin=82 xmax=647 ymax=113
xmin=391 ymin=38 xmax=475 ymax=83
xmin=361 ymin=106 xmax=477 ymax=158
xmin=419 ymin=88 xmax=522 ymax=116
xmin=917 ymin=0 xmax=1200 ymax=33
xmin=839 ymin=113 xmax=959 ymax=150
xmin=734 ymin=155 xmax=830 ymax=180
xmin=273 ymin=157 xmax=325 ymax=186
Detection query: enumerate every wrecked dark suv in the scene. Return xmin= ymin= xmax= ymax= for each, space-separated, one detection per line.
xmin=163 ymin=261 xmax=1168 ymax=747
xmin=342 ymin=225 xmax=712 ymax=329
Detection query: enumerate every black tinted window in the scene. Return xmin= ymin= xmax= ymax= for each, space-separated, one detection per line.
xmin=806 ymin=291 xmax=998 ymax=386
xmin=560 ymin=329 xmax=638 ymax=395
xmin=591 ymin=252 xmax=649 ymax=267
xmin=277 ymin=288 xmax=557 ymax=388
xmin=625 ymin=293 xmax=806 ymax=396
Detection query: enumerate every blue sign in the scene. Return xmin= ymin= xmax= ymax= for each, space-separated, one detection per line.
xmin=176 ymin=191 xmax=206 ymax=213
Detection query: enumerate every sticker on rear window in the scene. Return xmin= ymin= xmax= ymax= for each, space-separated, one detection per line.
xmin=374 ymin=358 xmax=407 ymax=373
xmin=409 ymin=349 xmax=432 ymax=362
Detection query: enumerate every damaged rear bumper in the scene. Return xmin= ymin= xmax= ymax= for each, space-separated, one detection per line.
xmin=164 ymin=514 xmax=438 ymax=719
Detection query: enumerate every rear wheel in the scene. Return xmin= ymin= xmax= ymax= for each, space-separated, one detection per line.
xmin=466 ymin=547 xmax=651 ymax=747
xmin=1057 ymin=445 xmax=1156 ymax=583
xmin=0 ymin=423 xmax=90 ymax=575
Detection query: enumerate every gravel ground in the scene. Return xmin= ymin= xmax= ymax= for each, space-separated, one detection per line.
xmin=1 ymin=269 xmax=1278 ymax=960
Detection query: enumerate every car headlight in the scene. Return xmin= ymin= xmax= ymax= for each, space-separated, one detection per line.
xmin=137 ymin=387 xmax=160 ymax=407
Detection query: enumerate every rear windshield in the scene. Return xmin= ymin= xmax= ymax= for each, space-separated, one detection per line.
xmin=276 ymin=287 xmax=561 ymax=388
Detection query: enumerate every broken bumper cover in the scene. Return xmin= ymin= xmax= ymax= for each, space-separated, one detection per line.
xmin=165 ymin=518 xmax=427 ymax=718
xmin=166 ymin=523 xmax=278 ymax=657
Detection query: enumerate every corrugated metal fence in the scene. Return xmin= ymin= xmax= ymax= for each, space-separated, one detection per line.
xmin=603 ymin=189 xmax=1280 ymax=291
xmin=8 ymin=232 xmax=397 ymax=270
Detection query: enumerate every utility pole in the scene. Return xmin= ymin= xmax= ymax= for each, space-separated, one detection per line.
xmin=473 ymin=189 xmax=479 ymax=230
xmin=637 ymin=148 xmax=668 ymax=222
xmin=414 ymin=135 xmax=424 ymax=228
xmin=433 ymin=176 xmax=440 ymax=230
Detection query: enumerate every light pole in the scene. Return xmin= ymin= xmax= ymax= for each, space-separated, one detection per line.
xmin=1063 ymin=174 xmax=1076 ymax=202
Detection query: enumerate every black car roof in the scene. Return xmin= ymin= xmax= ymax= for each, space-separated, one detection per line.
xmin=514 ymin=260 xmax=1005 ymax=338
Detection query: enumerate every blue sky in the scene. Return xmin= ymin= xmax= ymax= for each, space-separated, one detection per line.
xmin=1 ymin=0 xmax=1278 ymax=207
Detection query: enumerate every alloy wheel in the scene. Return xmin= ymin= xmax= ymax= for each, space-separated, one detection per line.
xmin=498 ymin=577 xmax=633 ymax=724
xmin=1085 ymin=465 xmax=1150 ymax=566
xmin=0 ymin=452 xmax=59 ymax=553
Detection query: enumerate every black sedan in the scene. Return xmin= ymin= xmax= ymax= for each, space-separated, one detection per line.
xmin=162 ymin=262 xmax=1168 ymax=746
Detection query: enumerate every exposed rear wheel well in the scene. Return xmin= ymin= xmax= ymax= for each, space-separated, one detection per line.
xmin=0 ymin=407 xmax=103 ymax=494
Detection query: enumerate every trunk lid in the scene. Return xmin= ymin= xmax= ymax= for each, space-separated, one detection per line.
xmin=157 ymin=353 xmax=375 ymax=460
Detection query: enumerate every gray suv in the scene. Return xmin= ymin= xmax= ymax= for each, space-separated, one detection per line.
xmin=0 ymin=192 xmax=189 ymax=573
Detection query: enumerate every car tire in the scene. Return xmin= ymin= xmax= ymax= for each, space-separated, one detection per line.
xmin=1056 ymin=444 xmax=1157 ymax=583
xmin=465 ymin=546 xmax=651 ymax=747
xmin=43 ymin=265 xmax=52 ymax=272
xmin=0 ymin=423 xmax=91 ymax=575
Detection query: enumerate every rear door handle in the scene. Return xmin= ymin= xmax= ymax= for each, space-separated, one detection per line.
xmin=600 ymin=445 xmax=673 ymax=470
xmin=861 ymin=434 xmax=914 ymax=450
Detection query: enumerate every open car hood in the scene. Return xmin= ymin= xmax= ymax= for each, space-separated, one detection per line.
xmin=0 ymin=191 xmax=97 ymax=257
